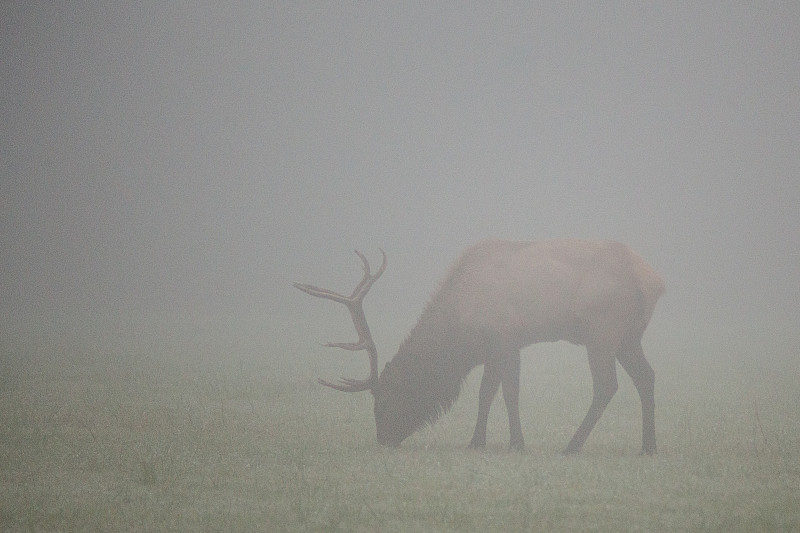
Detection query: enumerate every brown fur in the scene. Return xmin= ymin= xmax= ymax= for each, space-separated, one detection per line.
xmin=373 ymin=239 xmax=664 ymax=453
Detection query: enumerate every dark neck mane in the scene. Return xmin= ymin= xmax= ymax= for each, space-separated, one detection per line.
xmin=385 ymin=293 xmax=478 ymax=427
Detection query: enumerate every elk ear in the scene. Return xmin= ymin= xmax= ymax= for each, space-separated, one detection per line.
xmin=376 ymin=360 xmax=391 ymax=383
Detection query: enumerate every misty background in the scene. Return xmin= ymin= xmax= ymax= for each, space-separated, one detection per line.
xmin=2 ymin=4 xmax=798 ymax=377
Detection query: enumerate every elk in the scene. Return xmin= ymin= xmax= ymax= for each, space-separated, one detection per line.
xmin=294 ymin=239 xmax=664 ymax=454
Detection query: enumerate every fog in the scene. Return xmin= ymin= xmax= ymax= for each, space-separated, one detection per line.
xmin=2 ymin=4 xmax=799 ymax=372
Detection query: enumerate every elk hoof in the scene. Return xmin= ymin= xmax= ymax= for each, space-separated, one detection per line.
xmin=562 ymin=445 xmax=581 ymax=456
xmin=509 ymin=439 xmax=525 ymax=452
xmin=467 ymin=439 xmax=486 ymax=450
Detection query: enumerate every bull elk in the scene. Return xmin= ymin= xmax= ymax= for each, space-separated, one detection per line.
xmin=294 ymin=239 xmax=664 ymax=454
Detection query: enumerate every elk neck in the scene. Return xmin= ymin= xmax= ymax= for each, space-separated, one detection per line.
xmin=378 ymin=303 xmax=479 ymax=425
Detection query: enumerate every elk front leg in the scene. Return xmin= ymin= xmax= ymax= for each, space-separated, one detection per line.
xmin=501 ymin=350 xmax=524 ymax=451
xmin=469 ymin=361 xmax=501 ymax=449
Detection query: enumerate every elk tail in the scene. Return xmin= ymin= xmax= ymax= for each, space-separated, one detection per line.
xmin=630 ymin=250 xmax=665 ymax=333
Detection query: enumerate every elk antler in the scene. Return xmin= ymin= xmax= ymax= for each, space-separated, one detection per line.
xmin=294 ymin=249 xmax=386 ymax=392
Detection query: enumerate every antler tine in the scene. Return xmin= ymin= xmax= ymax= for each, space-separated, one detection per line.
xmin=317 ymin=377 xmax=373 ymax=393
xmin=293 ymin=249 xmax=386 ymax=305
xmin=292 ymin=282 xmax=351 ymax=304
xmin=351 ymin=249 xmax=387 ymax=300
xmin=294 ymin=249 xmax=386 ymax=393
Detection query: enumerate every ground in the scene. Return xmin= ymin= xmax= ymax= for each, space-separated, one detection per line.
xmin=1 ymin=320 xmax=798 ymax=532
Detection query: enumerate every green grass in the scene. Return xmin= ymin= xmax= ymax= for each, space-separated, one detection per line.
xmin=1 ymin=322 xmax=798 ymax=532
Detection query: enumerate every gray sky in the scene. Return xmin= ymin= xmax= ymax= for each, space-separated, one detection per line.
xmin=2 ymin=3 xmax=799 ymax=360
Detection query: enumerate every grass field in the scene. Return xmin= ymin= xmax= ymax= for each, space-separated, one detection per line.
xmin=1 ymin=315 xmax=798 ymax=532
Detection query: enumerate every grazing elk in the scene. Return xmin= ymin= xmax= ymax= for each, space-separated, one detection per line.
xmin=294 ymin=239 xmax=664 ymax=454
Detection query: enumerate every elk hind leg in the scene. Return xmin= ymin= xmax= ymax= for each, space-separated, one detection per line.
xmin=469 ymin=361 xmax=501 ymax=449
xmin=564 ymin=347 xmax=618 ymax=455
xmin=617 ymin=337 xmax=656 ymax=454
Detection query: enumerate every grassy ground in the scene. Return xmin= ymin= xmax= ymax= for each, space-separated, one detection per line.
xmin=1 ymin=319 xmax=798 ymax=532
